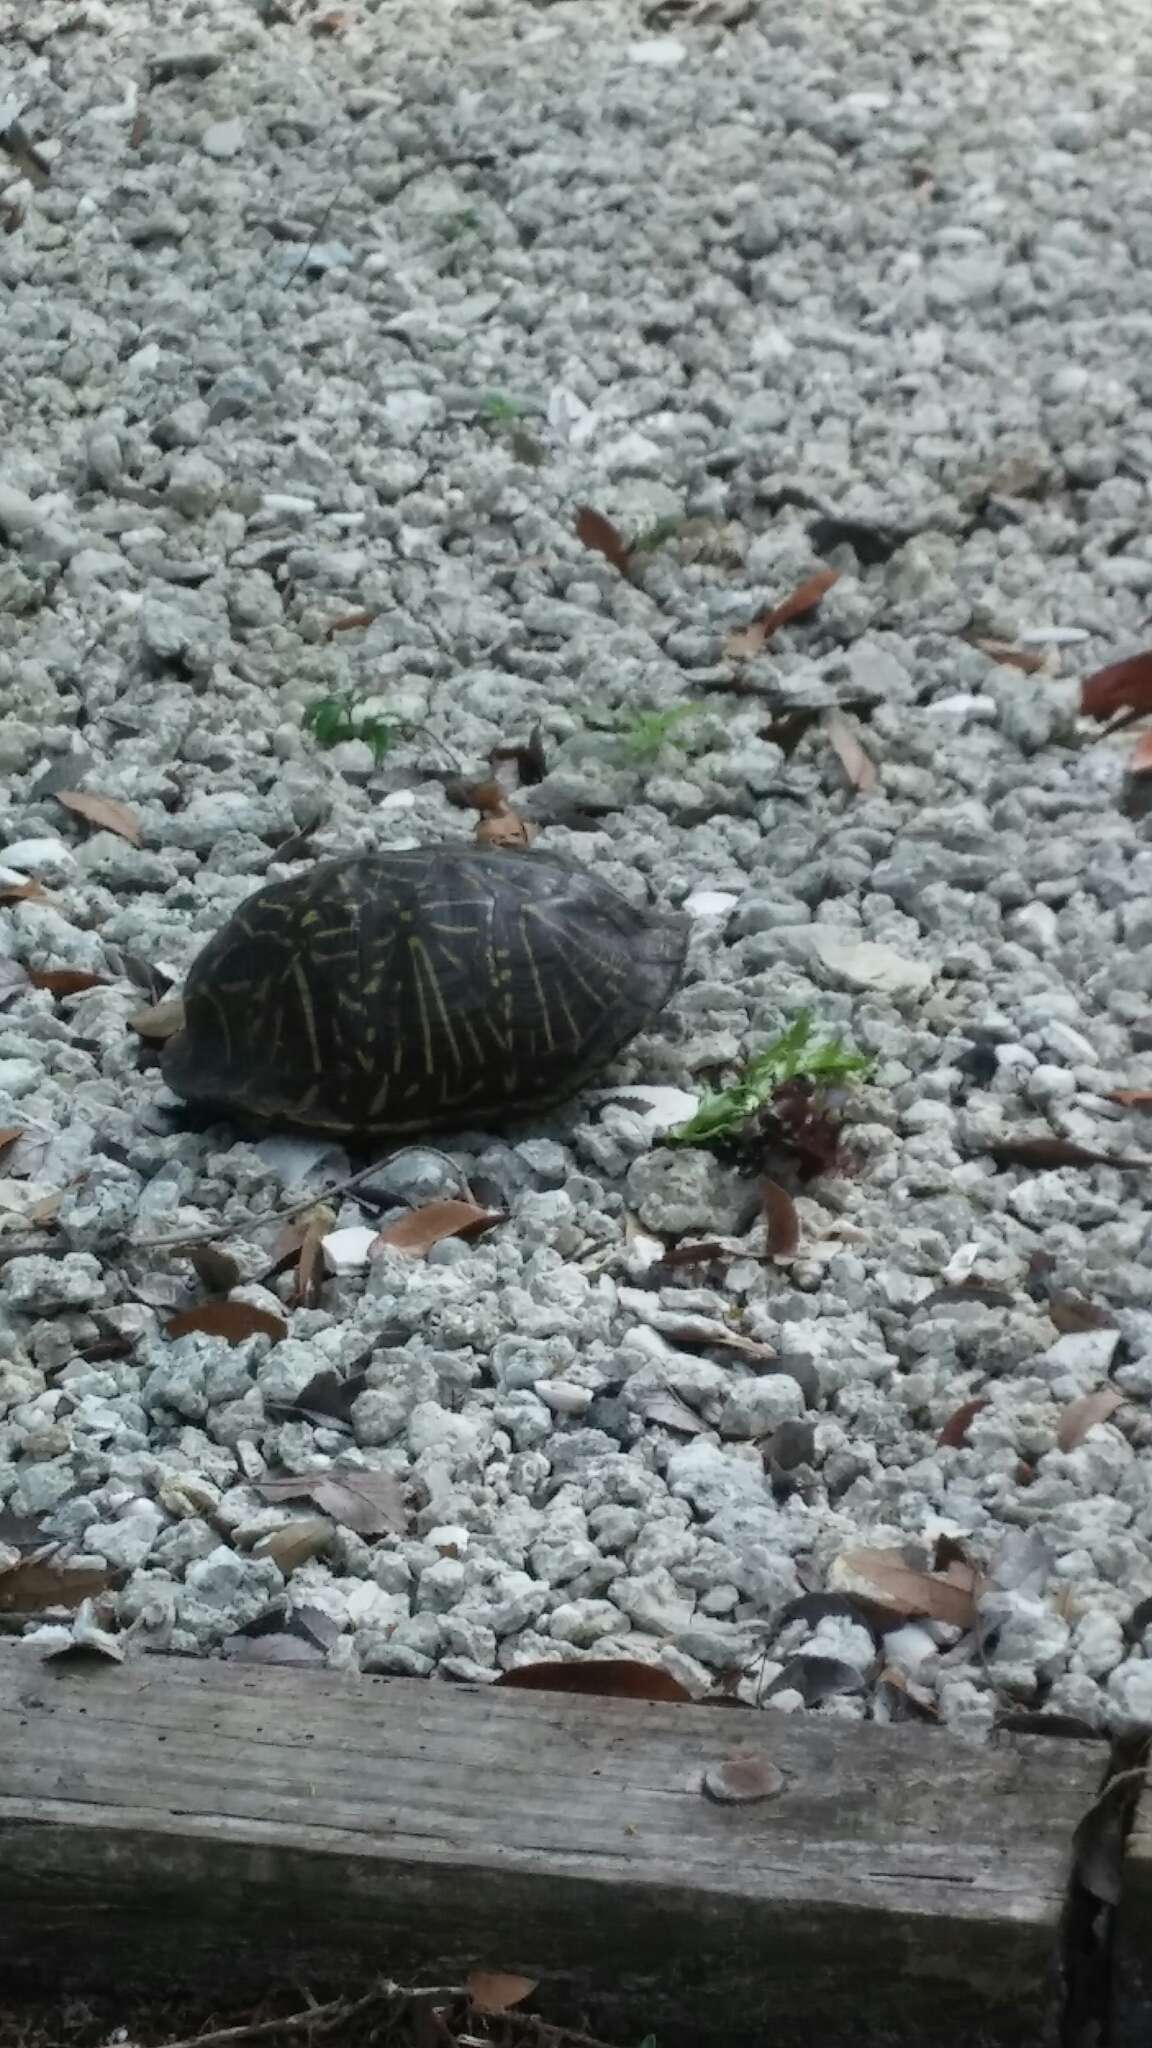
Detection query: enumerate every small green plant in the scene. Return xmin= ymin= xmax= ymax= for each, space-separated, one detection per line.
xmin=618 ymin=702 xmax=704 ymax=760
xmin=630 ymin=515 xmax=686 ymax=555
xmin=670 ymin=1011 xmax=873 ymax=1149
xmin=302 ymin=693 xmax=401 ymax=766
xmin=438 ymin=206 xmax=480 ymax=240
xmin=477 ymin=390 xmax=529 ymax=422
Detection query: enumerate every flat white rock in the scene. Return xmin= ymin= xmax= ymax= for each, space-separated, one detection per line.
xmin=321 ymin=1226 xmax=379 ymax=1274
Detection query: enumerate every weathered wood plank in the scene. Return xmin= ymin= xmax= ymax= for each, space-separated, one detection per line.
xmin=0 ymin=1643 xmax=1099 ymax=2047
xmin=1112 ymin=1767 xmax=1152 ymax=2048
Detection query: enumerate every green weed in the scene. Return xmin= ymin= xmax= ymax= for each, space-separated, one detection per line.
xmin=670 ymin=1011 xmax=873 ymax=1148
xmin=618 ymin=702 xmax=704 ymax=760
xmin=302 ymin=693 xmax=401 ymax=766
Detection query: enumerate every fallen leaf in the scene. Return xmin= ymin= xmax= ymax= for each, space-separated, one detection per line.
xmin=0 ymin=879 xmax=49 ymax=904
xmin=1108 ymin=1089 xmax=1152 ymax=1108
xmin=662 ymin=1238 xmax=735 ymax=1266
xmin=491 ymin=726 xmax=548 ymax=789
xmin=252 ymin=1517 xmax=334 ymax=1573
xmin=937 ymin=1397 xmax=988 ymax=1448
xmin=128 ymin=110 xmax=151 ymax=149
xmin=475 ymin=809 xmax=536 ymax=849
xmin=642 ymin=1391 xmax=710 ymax=1435
xmin=1057 ymin=1388 xmax=1124 ymax=1452
xmin=575 ymin=505 xmax=632 ymax=576
xmin=1048 ymin=1292 xmax=1117 ymax=1335
xmin=966 ymin=636 xmax=1047 ymax=674
xmin=984 ymin=1136 xmax=1148 ymax=1171
xmin=830 ymin=1545 xmax=979 ymax=1630
xmin=54 ymin=791 xmax=141 ymax=844
xmin=374 ymin=1199 xmax=504 ymax=1256
xmin=166 ymin=1301 xmax=287 ymax=1346
xmin=294 ymin=1206 xmax=335 ymax=1307
xmin=499 ymin=1658 xmax=692 ymax=1702
xmin=702 ymin=1756 xmax=785 ymax=1805
xmin=0 ymin=1557 xmax=111 ymax=1614
xmin=257 ymin=1469 xmax=408 ymax=1537
xmin=273 ymin=1367 xmax=369 ymax=1428
xmin=1081 ymin=648 xmax=1152 ymax=721
xmin=186 ymin=1244 xmax=243 ymax=1294
xmin=822 ymin=708 xmax=878 ymax=793
xmin=325 ymin=610 xmax=377 ymax=636
xmin=28 ymin=968 xmax=107 ymax=996
xmin=766 ymin=1655 xmax=869 ymax=1706
xmin=25 ymin=1188 xmax=66 ymax=1226
xmin=726 ymin=567 xmax=840 ymax=660
xmin=128 ymin=996 xmax=185 ymax=1041
xmin=0 ymin=1127 xmax=23 ymax=1156
xmin=468 ymin=1974 xmax=538 ymax=2017
xmin=1127 ymin=730 xmax=1152 ymax=778
xmin=761 ymin=1177 xmax=800 ymax=1259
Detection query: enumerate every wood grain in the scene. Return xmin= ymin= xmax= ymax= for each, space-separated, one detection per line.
xmin=0 ymin=1644 xmax=1102 ymax=2046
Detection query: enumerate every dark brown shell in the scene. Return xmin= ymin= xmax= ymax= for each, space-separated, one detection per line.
xmin=162 ymin=845 xmax=689 ymax=1136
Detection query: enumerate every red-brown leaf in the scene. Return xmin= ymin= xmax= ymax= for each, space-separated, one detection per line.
xmin=498 ymin=1658 xmax=692 ymax=1702
xmin=373 ymin=1199 xmax=505 ymax=1257
xmin=166 ymin=1301 xmax=287 ymax=1345
xmin=761 ymin=1177 xmax=800 ymax=1259
xmin=985 ymin=1136 xmax=1148 ymax=1171
xmin=1128 ymin=730 xmax=1152 ymax=776
xmin=0 ymin=1127 xmax=23 ymax=1156
xmin=937 ymin=1397 xmax=988 ymax=1448
xmin=822 ymin=708 xmax=878 ymax=793
xmin=1108 ymin=1088 xmax=1152 ymax=1107
xmin=467 ymin=1974 xmax=538 ymax=2016
xmin=54 ymin=791 xmax=141 ymax=844
xmin=294 ymin=1212 xmax=329 ymax=1309
xmin=0 ymin=1557 xmax=112 ymax=1614
xmin=575 ymin=505 xmax=633 ymax=576
xmin=831 ymin=1546 xmax=979 ymax=1629
xmin=1081 ymin=649 xmax=1152 ymax=722
xmin=0 ymin=879 xmax=49 ymax=904
xmin=28 ymin=968 xmax=107 ymax=996
xmin=1056 ymin=1388 xmax=1124 ymax=1452
xmin=726 ymin=567 xmax=840 ymax=660
xmin=325 ymin=609 xmax=377 ymax=636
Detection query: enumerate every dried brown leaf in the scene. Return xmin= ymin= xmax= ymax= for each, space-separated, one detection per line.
xmin=166 ymin=1300 xmax=287 ymax=1346
xmin=0 ymin=1127 xmax=23 ymax=1156
xmin=499 ymin=1658 xmax=692 ymax=1702
xmin=28 ymin=968 xmax=107 ymax=996
xmin=1049 ymin=1292 xmax=1116 ymax=1336
xmin=831 ymin=1545 xmax=979 ymax=1629
xmin=985 ymin=1136 xmax=1149 ymax=1171
xmin=0 ymin=1557 xmax=111 ymax=1614
xmin=374 ymin=1198 xmax=504 ymax=1257
xmin=1056 ymin=1388 xmax=1124 ymax=1452
xmin=475 ymin=809 xmax=536 ymax=849
xmin=1108 ymin=1088 xmax=1152 ymax=1108
xmin=725 ymin=567 xmax=840 ymax=661
xmin=128 ymin=110 xmax=151 ymax=149
xmin=822 ymin=708 xmax=878 ymax=793
xmin=1127 ymin=730 xmax=1152 ymax=777
xmin=294 ymin=1209 xmax=331 ymax=1308
xmin=257 ymin=1469 xmax=408 ymax=1537
xmin=761 ymin=1177 xmax=800 ymax=1259
xmin=966 ymin=637 xmax=1047 ymax=674
xmin=467 ymin=1974 xmax=538 ymax=2017
xmin=575 ymin=505 xmax=633 ymax=576
xmin=55 ymin=790 xmax=141 ymax=844
xmin=1081 ymin=648 xmax=1152 ymax=721
xmin=702 ymin=1756 xmax=785 ymax=1804
xmin=937 ymin=1397 xmax=988 ymax=1448
xmin=186 ymin=1244 xmax=243 ymax=1294
xmin=491 ymin=726 xmax=548 ymax=789
xmin=128 ymin=996 xmax=185 ymax=1041
xmin=325 ymin=609 xmax=377 ymax=636
xmin=0 ymin=879 xmax=49 ymax=904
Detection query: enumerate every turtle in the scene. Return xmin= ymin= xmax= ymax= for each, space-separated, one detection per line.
xmin=161 ymin=843 xmax=689 ymax=1137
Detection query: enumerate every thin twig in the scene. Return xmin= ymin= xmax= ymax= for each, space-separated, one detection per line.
xmin=131 ymin=1146 xmax=476 ymax=1251
xmin=152 ymin=1981 xmax=464 ymax=2048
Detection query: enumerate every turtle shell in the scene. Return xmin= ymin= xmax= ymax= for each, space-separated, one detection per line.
xmin=161 ymin=845 xmax=689 ymax=1136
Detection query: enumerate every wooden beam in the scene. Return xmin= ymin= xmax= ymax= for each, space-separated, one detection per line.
xmin=0 ymin=1643 xmax=1101 ymax=2047
xmin=1112 ymin=1765 xmax=1152 ymax=2048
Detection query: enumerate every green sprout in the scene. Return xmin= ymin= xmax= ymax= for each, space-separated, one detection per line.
xmin=618 ymin=702 xmax=704 ymax=760
xmin=478 ymin=391 xmax=530 ymax=422
xmin=302 ymin=693 xmax=401 ymax=766
xmin=670 ymin=1011 xmax=873 ymax=1149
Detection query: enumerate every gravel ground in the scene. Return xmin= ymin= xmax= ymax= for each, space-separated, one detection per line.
xmin=4 ymin=0 xmax=1152 ymax=1737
